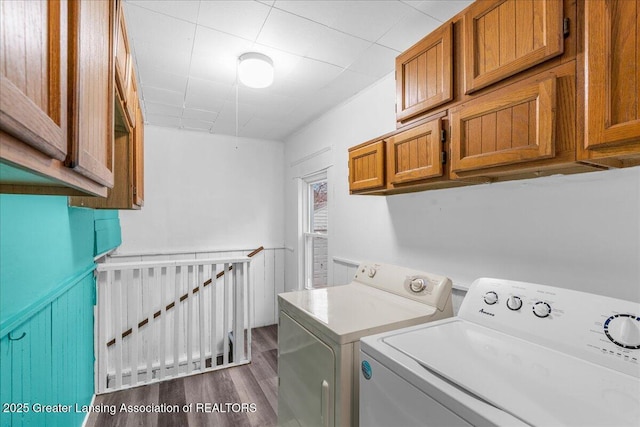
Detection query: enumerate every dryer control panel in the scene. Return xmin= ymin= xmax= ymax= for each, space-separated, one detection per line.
xmin=354 ymin=262 xmax=452 ymax=312
xmin=459 ymin=278 xmax=640 ymax=378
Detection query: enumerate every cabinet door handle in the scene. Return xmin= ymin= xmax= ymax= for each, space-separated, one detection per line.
xmin=8 ymin=331 xmax=26 ymax=341
xmin=321 ymin=379 xmax=330 ymax=427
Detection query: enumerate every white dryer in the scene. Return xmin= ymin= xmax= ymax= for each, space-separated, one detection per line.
xmin=360 ymin=278 xmax=640 ymax=426
xmin=277 ymin=262 xmax=453 ymax=427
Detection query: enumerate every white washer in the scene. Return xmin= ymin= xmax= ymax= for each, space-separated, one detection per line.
xmin=277 ymin=262 xmax=453 ymax=427
xmin=360 ymin=278 xmax=640 ymax=426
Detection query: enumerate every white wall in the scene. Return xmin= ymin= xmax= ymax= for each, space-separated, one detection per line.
xmin=118 ymin=126 xmax=285 ymax=254
xmin=284 ymin=73 xmax=640 ymax=303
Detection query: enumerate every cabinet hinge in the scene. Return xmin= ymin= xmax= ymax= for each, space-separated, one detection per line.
xmin=441 ymin=151 xmax=447 ymax=164
xmin=563 ymin=18 xmax=570 ymax=37
xmin=440 ymin=129 xmax=446 ymax=143
xmin=133 ymin=186 xmax=137 ymax=196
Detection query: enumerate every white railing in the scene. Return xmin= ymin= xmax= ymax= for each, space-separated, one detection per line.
xmin=94 ymin=257 xmax=252 ymax=393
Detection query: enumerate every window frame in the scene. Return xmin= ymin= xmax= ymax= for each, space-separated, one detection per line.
xmin=301 ymin=171 xmax=328 ymax=289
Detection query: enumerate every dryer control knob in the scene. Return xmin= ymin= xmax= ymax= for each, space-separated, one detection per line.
xmin=604 ymin=314 xmax=640 ymax=349
xmin=507 ymin=296 xmax=523 ymax=311
xmin=409 ymin=278 xmax=425 ymax=293
xmin=533 ymin=301 xmax=552 ymax=318
xmin=484 ymin=291 xmax=498 ymax=305
xmin=368 ymin=267 xmax=377 ymax=278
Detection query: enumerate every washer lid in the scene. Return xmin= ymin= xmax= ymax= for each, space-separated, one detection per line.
xmin=278 ymin=283 xmax=438 ymax=344
xmin=383 ymin=319 xmax=640 ymax=427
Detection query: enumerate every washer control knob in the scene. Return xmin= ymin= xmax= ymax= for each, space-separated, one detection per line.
xmin=507 ymin=296 xmax=523 ymax=311
xmin=533 ymin=301 xmax=552 ymax=318
xmin=604 ymin=314 xmax=640 ymax=349
xmin=368 ymin=267 xmax=377 ymax=278
xmin=409 ymin=278 xmax=425 ymax=293
xmin=484 ymin=291 xmax=498 ymax=305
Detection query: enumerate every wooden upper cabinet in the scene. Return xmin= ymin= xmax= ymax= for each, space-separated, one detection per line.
xmin=582 ymin=0 xmax=640 ymax=160
xmin=115 ymin=2 xmax=130 ymax=101
xmin=67 ymin=0 xmax=114 ymax=188
xmin=451 ymin=75 xmax=557 ymax=174
xmin=115 ymin=3 xmax=137 ymax=128
xmin=0 ymin=0 xmax=68 ymax=161
xmin=348 ymin=140 xmax=385 ymax=193
xmin=464 ymin=0 xmax=564 ymax=94
xmin=125 ymin=65 xmax=138 ymax=128
xmin=387 ymin=119 xmax=443 ymax=185
xmin=396 ymin=23 xmax=453 ymax=123
xmin=133 ymin=101 xmax=144 ymax=207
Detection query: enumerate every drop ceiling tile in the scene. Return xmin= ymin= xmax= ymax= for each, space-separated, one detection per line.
xmin=377 ymin=9 xmax=441 ymax=51
xmin=286 ymin=57 xmax=345 ymax=90
xmin=182 ymin=108 xmax=219 ymax=122
xmin=133 ymin=40 xmax=192 ymax=77
xmin=145 ymin=102 xmax=183 ymax=117
xmin=181 ymin=118 xmax=214 ymax=131
xmin=273 ymin=1 xmax=345 ymax=28
xmin=136 ymin=64 xmax=188 ymax=93
xmin=332 ymin=1 xmax=412 ymax=42
xmin=126 ymin=0 xmax=201 ymax=24
xmin=306 ymin=28 xmax=372 ymax=68
xmin=348 ymin=43 xmax=398 ymax=78
xmin=124 ymin=3 xmax=195 ymax=52
xmin=184 ymin=77 xmax=234 ymax=111
xmin=198 ymin=1 xmax=271 ymax=41
xmin=241 ymin=117 xmax=277 ymax=139
xmin=257 ymin=8 xmax=327 ymax=56
xmin=251 ymin=44 xmax=303 ymax=80
xmin=190 ymin=26 xmax=254 ymax=84
xmin=404 ymin=0 xmax=473 ymax=22
xmin=145 ymin=113 xmax=182 ymax=128
xmin=142 ymin=86 xmax=185 ymax=106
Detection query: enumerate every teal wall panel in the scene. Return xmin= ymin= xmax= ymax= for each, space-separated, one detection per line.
xmin=0 ymin=195 xmax=121 ymax=426
xmin=0 ymin=195 xmax=93 ymax=325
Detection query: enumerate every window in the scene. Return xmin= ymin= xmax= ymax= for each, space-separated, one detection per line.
xmin=303 ymin=173 xmax=328 ymax=289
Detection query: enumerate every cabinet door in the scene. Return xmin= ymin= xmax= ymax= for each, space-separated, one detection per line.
xmin=133 ymin=102 xmax=144 ymax=207
xmin=451 ymin=76 xmax=557 ymax=174
xmin=584 ymin=0 xmax=640 ymax=151
xmin=67 ymin=0 xmax=114 ymax=187
xmin=0 ymin=0 xmax=68 ymax=160
xmin=396 ymin=23 xmax=452 ymax=123
xmin=348 ymin=140 xmax=385 ymax=192
xmin=387 ymin=119 xmax=443 ymax=185
xmin=114 ymin=1 xmax=130 ymax=100
xmin=464 ymin=0 xmax=564 ymax=94
xmin=125 ymin=65 xmax=138 ymax=128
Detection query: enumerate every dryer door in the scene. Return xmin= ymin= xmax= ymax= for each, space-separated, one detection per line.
xmin=278 ymin=311 xmax=335 ymax=427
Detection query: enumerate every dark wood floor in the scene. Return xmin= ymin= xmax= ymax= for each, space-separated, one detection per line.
xmin=86 ymin=325 xmax=278 ymax=427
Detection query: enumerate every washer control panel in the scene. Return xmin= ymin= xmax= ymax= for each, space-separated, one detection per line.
xmin=460 ymin=278 xmax=640 ymax=378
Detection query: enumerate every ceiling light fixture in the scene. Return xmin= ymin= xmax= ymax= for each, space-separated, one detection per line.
xmin=238 ymin=52 xmax=274 ymax=89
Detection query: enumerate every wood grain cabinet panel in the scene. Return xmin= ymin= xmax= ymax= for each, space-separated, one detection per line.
xmin=0 ymin=0 xmax=115 ymax=197
xmin=464 ymin=0 xmax=564 ymax=94
xmin=67 ymin=0 xmax=114 ymax=188
xmin=114 ymin=2 xmax=130 ymax=98
xmin=581 ymin=0 xmax=640 ymax=164
xmin=133 ymin=101 xmax=144 ymax=207
xmin=348 ymin=140 xmax=385 ymax=193
xmin=451 ymin=76 xmax=557 ymax=174
xmin=396 ymin=23 xmax=453 ymax=123
xmin=0 ymin=0 xmax=68 ymax=160
xmin=387 ymin=119 xmax=443 ymax=185
xmin=70 ymin=90 xmax=143 ymax=209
